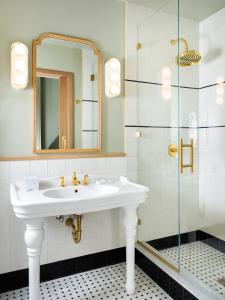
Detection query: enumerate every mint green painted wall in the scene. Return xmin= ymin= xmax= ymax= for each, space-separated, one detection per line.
xmin=0 ymin=0 xmax=124 ymax=156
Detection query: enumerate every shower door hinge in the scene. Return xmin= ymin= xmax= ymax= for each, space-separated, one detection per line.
xmin=136 ymin=42 xmax=142 ymax=50
xmin=138 ymin=218 xmax=142 ymax=225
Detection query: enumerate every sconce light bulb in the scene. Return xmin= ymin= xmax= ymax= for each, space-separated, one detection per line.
xmin=14 ymin=74 xmax=26 ymax=87
xmin=110 ymin=84 xmax=120 ymax=96
xmin=109 ymin=58 xmax=120 ymax=70
xmin=14 ymin=59 xmax=26 ymax=71
xmin=12 ymin=43 xmax=27 ymax=56
xmin=110 ymin=72 xmax=119 ymax=82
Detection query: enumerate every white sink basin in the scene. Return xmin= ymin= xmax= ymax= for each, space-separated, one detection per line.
xmin=43 ymin=184 xmax=119 ymax=199
xmin=10 ymin=175 xmax=149 ymax=218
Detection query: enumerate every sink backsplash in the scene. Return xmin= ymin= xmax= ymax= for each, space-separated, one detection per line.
xmin=0 ymin=157 xmax=128 ymax=274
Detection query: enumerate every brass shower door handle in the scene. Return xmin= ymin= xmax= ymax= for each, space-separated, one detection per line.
xmin=168 ymin=138 xmax=194 ymax=174
xmin=180 ymin=138 xmax=194 ymax=173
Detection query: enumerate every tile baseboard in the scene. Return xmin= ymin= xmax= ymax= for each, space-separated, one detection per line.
xmin=0 ymin=246 xmax=197 ymax=299
xmin=0 ymin=247 xmax=126 ymax=293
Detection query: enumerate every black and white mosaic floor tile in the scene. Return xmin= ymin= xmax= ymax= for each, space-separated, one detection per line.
xmin=0 ymin=263 xmax=172 ymax=300
xmin=160 ymin=241 xmax=225 ymax=298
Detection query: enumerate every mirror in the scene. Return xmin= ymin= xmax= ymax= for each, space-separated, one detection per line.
xmin=32 ymin=33 xmax=102 ymax=153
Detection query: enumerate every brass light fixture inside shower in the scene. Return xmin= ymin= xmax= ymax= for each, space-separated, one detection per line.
xmin=170 ymin=38 xmax=201 ymax=67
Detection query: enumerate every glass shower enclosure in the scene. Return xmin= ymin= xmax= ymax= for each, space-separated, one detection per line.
xmin=125 ymin=0 xmax=225 ymax=298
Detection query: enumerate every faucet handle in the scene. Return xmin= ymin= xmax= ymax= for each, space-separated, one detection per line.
xmin=82 ymin=174 xmax=89 ymax=185
xmin=60 ymin=176 xmax=65 ymax=187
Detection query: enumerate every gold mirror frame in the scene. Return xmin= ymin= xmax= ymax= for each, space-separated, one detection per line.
xmin=32 ymin=32 xmax=102 ymax=154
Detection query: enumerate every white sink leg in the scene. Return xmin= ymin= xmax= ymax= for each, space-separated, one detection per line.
xmin=24 ymin=218 xmax=44 ymax=300
xmin=124 ymin=205 xmax=138 ymax=295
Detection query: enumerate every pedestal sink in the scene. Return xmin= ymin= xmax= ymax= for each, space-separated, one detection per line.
xmin=10 ymin=175 xmax=149 ymax=300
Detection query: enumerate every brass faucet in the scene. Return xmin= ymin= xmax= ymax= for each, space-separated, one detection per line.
xmin=72 ymin=172 xmax=80 ymax=186
xmin=82 ymin=174 xmax=89 ymax=185
xmin=60 ymin=176 xmax=65 ymax=187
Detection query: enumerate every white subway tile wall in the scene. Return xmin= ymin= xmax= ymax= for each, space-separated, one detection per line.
xmin=0 ymin=157 xmax=126 ymax=274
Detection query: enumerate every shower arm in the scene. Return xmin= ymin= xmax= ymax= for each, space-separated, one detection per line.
xmin=170 ymin=38 xmax=188 ymax=51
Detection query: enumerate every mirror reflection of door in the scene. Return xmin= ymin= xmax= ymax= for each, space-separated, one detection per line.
xmin=36 ymin=68 xmax=74 ymax=150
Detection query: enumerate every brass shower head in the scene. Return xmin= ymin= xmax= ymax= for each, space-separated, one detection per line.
xmin=170 ymin=38 xmax=201 ymax=67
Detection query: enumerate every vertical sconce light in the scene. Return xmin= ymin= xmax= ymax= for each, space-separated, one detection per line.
xmin=216 ymin=76 xmax=224 ymax=105
xmin=105 ymin=58 xmax=121 ymax=98
xmin=11 ymin=42 xmax=28 ymax=89
xmin=161 ymin=67 xmax=172 ymax=101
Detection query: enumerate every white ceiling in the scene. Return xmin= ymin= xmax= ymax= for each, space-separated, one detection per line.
xmin=127 ymin=0 xmax=225 ymax=22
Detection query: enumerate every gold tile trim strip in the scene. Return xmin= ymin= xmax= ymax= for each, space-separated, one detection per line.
xmin=0 ymin=152 xmax=126 ymax=162
xmin=137 ymin=241 xmax=179 ymax=273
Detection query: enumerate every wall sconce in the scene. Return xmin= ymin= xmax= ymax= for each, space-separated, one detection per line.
xmin=105 ymin=58 xmax=121 ymax=98
xmin=11 ymin=42 xmax=28 ymax=89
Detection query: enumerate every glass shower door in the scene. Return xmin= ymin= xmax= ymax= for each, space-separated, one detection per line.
xmin=177 ymin=1 xmax=225 ymax=298
xmin=129 ymin=0 xmax=181 ymax=271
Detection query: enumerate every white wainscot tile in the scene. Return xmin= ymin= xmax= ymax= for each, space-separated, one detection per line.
xmin=125 ymin=128 xmax=139 ymax=157
xmin=106 ymin=158 xmax=126 ymax=176
xmin=29 ymin=160 xmax=47 ymax=177
xmin=47 ymin=159 xmax=65 ymax=177
xmin=65 ymin=159 xmax=83 ymax=175
xmin=0 ymin=162 xmax=10 ymax=180
xmin=9 ymin=214 xmax=25 ymax=234
xmin=10 ymin=161 xmax=29 ymax=180
xmin=10 ymin=233 xmax=28 ymax=271
xmin=125 ymin=82 xmax=138 ymax=125
xmin=0 ymin=200 xmax=10 ymax=235
xmin=82 ymin=158 xmax=107 ymax=175
xmin=47 ymin=244 xmax=66 ymax=264
xmin=0 ymin=249 xmax=10 ymax=274
xmin=47 ymin=226 xmax=66 ymax=246
xmin=126 ymin=157 xmax=138 ymax=172
xmin=82 ymin=158 xmax=97 ymax=174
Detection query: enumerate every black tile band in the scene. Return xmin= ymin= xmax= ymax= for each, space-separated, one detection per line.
xmin=125 ymin=125 xmax=225 ymax=129
xmin=0 ymin=246 xmax=197 ymax=300
xmin=82 ymin=99 xmax=98 ymax=102
xmin=148 ymin=230 xmax=225 ymax=255
xmin=0 ymin=247 xmax=125 ymax=293
xmin=125 ymin=78 xmax=225 ymax=90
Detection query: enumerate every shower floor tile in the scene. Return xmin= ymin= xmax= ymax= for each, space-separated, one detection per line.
xmin=0 ymin=263 xmax=172 ymax=300
xmin=160 ymin=241 xmax=225 ymax=298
